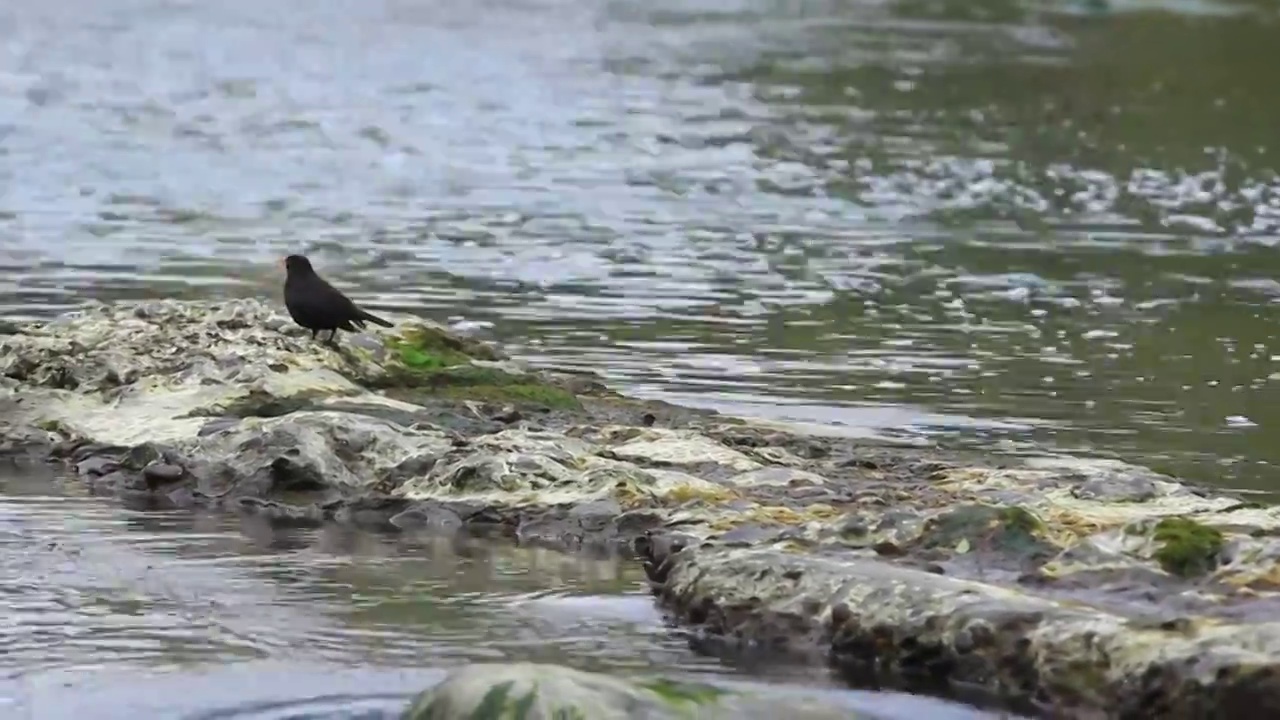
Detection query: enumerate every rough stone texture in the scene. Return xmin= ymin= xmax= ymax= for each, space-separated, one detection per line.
xmin=5 ymin=299 xmax=1280 ymax=718
xmin=399 ymin=662 xmax=869 ymax=719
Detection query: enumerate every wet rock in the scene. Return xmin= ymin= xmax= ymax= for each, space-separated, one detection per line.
xmin=515 ymin=514 xmax=585 ymax=549
xmin=399 ymin=662 xmax=867 ymax=719
xmin=316 ymin=398 xmax=429 ymax=428
xmin=183 ymin=411 xmax=455 ymax=500
xmin=600 ymin=427 xmax=762 ymax=472
xmin=86 ymin=469 xmax=132 ymax=493
xmin=197 ymin=417 xmax=241 ymax=436
xmin=235 ymin=496 xmax=325 ymax=525
xmin=142 ymin=461 xmax=184 ymax=485
xmin=664 ymin=547 xmax=1280 ymax=716
xmin=717 ymin=524 xmax=788 ymax=547
xmin=389 ymin=503 xmax=464 ymax=533
xmin=917 ymin=504 xmax=1056 ymax=567
xmin=1070 ymin=469 xmax=1160 ymax=502
xmin=726 ymin=466 xmax=827 ymax=488
xmin=330 ymin=497 xmax=411 ymax=527
xmin=489 ymin=404 xmax=522 ymax=424
xmin=567 ymin=498 xmax=624 ymax=535
xmin=615 ymin=510 xmax=665 ymax=537
xmin=75 ymin=455 xmax=119 ymax=477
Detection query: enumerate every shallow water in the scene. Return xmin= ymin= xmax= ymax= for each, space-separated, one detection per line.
xmin=2 ymin=0 xmax=1279 ymax=715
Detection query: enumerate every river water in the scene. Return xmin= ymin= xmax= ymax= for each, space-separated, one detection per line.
xmin=1 ymin=0 xmax=1277 ymax=716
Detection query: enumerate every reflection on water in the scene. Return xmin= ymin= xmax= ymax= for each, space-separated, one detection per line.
xmin=0 ymin=466 xmax=683 ymax=675
xmin=0 ymin=468 xmax=999 ymax=719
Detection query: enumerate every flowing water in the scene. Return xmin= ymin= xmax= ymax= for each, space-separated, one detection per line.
xmin=2 ymin=0 xmax=1278 ymax=716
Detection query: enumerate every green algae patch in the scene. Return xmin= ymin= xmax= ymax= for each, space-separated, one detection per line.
xmin=387 ymin=325 xmax=490 ymax=370
xmin=1153 ymin=516 xmax=1225 ymax=577
xmin=375 ymin=326 xmax=580 ymax=409
xmin=385 ymin=364 xmax=581 ymax=410
xmin=637 ymin=678 xmax=731 ymax=708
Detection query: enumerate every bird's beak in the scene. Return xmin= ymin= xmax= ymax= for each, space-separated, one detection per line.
xmin=278 ymin=257 xmax=286 ymax=270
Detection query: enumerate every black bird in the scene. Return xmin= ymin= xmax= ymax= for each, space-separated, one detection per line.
xmin=281 ymin=254 xmax=393 ymax=345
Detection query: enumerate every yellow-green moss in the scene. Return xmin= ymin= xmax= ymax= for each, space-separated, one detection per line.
xmin=1152 ymin=516 xmax=1224 ymax=578
xmin=637 ymin=678 xmax=731 ymax=707
xmin=379 ymin=330 xmax=581 ymax=409
xmin=386 ymin=326 xmax=481 ymax=370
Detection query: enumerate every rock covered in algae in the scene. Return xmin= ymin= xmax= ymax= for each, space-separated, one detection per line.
xmin=398 ymin=662 xmax=868 ymax=720
xmin=642 ymin=457 xmax=1280 ymax=717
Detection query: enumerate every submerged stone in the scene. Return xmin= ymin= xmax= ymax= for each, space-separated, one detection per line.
xmin=399 ymin=662 xmax=875 ymax=719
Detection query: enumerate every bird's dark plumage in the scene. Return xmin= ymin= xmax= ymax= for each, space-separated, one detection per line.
xmin=282 ymin=254 xmax=393 ymax=345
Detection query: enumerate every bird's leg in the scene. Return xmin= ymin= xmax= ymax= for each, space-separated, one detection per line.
xmin=324 ymin=329 xmax=340 ymax=348
xmin=311 ymin=329 xmax=319 ymax=340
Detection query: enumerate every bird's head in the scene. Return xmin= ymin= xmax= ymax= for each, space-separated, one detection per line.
xmin=282 ymin=254 xmax=313 ymax=275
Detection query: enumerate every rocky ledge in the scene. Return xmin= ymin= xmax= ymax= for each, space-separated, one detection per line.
xmin=3 ymin=299 xmax=1280 ymax=718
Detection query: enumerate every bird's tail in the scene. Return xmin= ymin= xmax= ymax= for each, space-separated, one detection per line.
xmin=359 ymin=309 xmax=395 ymax=328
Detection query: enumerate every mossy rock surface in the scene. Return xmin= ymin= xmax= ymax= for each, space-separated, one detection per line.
xmin=1152 ymin=516 xmax=1225 ymax=577
xmin=388 ymin=325 xmax=496 ymax=369
xmin=383 ymin=365 xmax=581 ymax=410
xmin=376 ymin=326 xmax=580 ymax=409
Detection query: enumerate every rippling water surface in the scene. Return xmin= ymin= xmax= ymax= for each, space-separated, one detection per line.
xmin=3 ymin=0 xmax=1280 ymax=715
